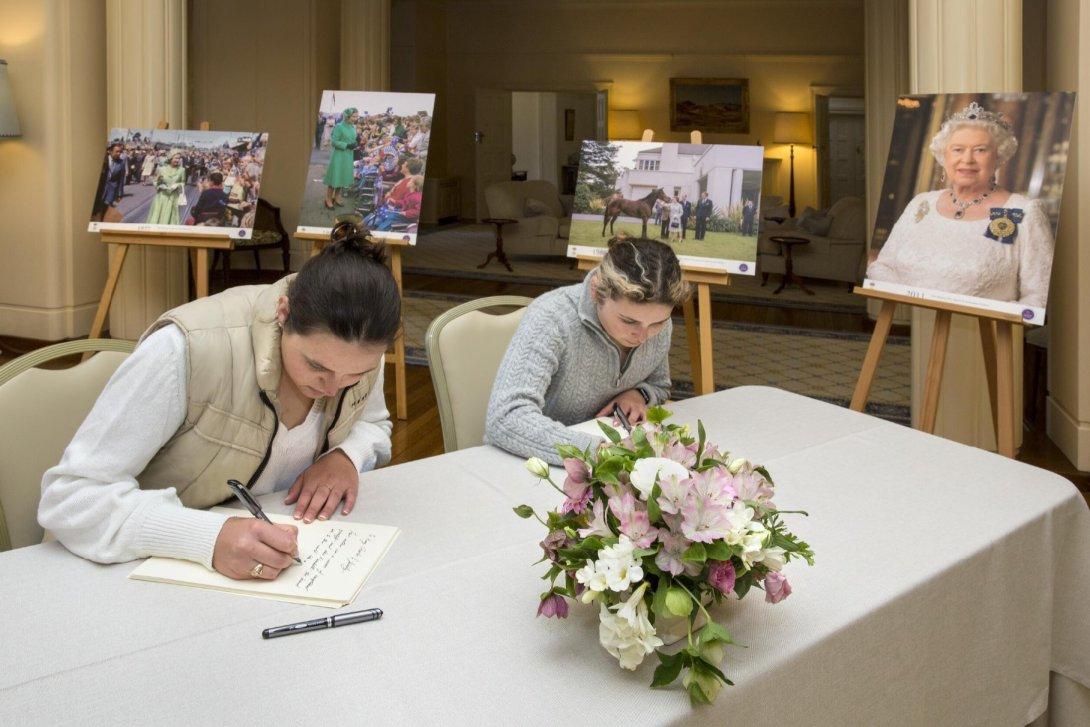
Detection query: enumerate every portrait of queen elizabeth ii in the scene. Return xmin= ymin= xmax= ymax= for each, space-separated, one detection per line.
xmin=865 ymin=93 xmax=1074 ymax=322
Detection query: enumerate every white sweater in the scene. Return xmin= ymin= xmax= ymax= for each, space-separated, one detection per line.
xmin=38 ymin=325 xmax=393 ymax=569
xmin=866 ymin=190 xmax=1054 ymax=308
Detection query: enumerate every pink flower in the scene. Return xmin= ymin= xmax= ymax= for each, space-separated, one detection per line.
xmin=661 ymin=441 xmax=698 ymax=468
xmin=690 ymin=467 xmax=737 ymax=506
xmin=655 ymin=530 xmax=689 ymax=576
xmin=680 ymin=495 xmax=732 ymax=543
xmin=563 ymin=458 xmax=590 ymax=485
xmin=537 ymin=593 xmax=569 ymax=618
xmin=540 ymin=530 xmax=569 ymax=561
xmin=609 ymin=492 xmax=659 ymax=548
xmin=578 ymin=499 xmax=612 ymax=538
xmin=560 ymin=485 xmax=592 ymax=514
xmin=656 ymin=473 xmax=691 ymax=515
xmin=707 ymin=560 xmax=736 ymax=596
xmin=764 ymin=571 xmax=792 ymax=604
xmin=732 ymin=470 xmax=774 ymax=504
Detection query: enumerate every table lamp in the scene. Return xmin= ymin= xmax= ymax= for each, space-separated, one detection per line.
xmin=0 ymin=60 xmax=21 ymax=138
xmin=773 ymin=111 xmax=811 ymax=217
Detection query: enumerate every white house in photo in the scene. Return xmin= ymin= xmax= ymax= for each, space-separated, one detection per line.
xmin=616 ymin=143 xmax=763 ymax=211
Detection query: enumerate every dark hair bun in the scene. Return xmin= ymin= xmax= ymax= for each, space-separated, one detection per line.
xmin=328 ymin=220 xmax=387 ymax=265
xmin=606 ymin=231 xmax=634 ymax=250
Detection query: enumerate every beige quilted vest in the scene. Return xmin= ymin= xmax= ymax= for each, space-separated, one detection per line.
xmin=135 ymin=275 xmax=381 ymax=509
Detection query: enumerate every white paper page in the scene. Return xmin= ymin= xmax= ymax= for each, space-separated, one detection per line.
xmin=568 ymin=417 xmax=613 ymax=439
xmin=129 ymin=510 xmax=399 ymax=608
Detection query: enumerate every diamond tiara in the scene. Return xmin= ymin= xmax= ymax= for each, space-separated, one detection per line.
xmin=945 ymin=101 xmax=1012 ymax=131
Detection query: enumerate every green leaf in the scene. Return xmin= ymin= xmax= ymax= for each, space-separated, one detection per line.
xmin=597 ymin=420 xmax=622 ymax=442
xmin=652 ymin=578 xmax=671 ymax=618
xmin=687 ymin=678 xmax=712 ymax=706
xmin=733 ymin=570 xmax=754 ymax=599
xmin=632 ymin=546 xmax=658 ymax=559
xmin=704 ymin=541 xmax=734 ymax=561
xmin=647 ymin=483 xmax=662 ymax=522
xmin=513 ymin=504 xmax=534 ymax=519
xmin=693 ymin=656 xmax=732 ymax=685
xmin=543 ymin=564 xmax=562 ymax=582
xmin=646 ymin=405 xmax=671 ymax=424
xmin=697 ymin=420 xmax=707 ymax=460
xmin=755 ymin=465 xmax=774 ymax=483
xmin=682 ymin=542 xmax=708 ymax=564
xmin=665 ymin=586 xmax=692 ymax=617
xmin=697 ymin=622 xmax=734 ymax=647
xmin=650 ymin=653 xmax=685 ymax=688
xmin=556 ymin=444 xmax=585 ymax=461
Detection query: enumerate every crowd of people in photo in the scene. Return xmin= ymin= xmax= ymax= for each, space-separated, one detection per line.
xmin=92 ymin=134 xmax=267 ymax=228
xmin=649 ymin=192 xmax=758 ymax=242
xmin=315 ymin=107 xmax=430 ymax=232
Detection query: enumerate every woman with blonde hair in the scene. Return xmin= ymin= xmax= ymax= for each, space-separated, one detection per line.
xmin=486 ymin=235 xmax=691 ymax=464
xmin=146 ymin=151 xmax=186 ymax=225
xmin=867 ymin=101 xmax=1054 ymax=309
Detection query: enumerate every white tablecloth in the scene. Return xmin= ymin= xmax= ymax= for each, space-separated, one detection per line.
xmin=2 ymin=387 xmax=1088 ymax=725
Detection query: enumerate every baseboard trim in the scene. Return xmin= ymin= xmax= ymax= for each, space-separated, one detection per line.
xmin=1046 ymin=396 xmax=1090 ymax=471
xmin=0 ymin=302 xmax=99 ymax=342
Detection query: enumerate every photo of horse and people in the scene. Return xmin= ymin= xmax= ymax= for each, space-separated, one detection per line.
xmin=567 ymin=140 xmax=764 ymax=273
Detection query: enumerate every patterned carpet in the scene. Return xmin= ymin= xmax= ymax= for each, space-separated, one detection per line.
xmin=409 ymin=224 xmax=866 ymax=314
xmin=400 ymin=290 xmax=911 ymax=424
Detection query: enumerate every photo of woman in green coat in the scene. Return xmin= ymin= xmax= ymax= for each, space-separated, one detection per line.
xmin=323 ymin=107 xmax=359 ymax=209
xmin=146 ymin=151 xmax=187 ymax=225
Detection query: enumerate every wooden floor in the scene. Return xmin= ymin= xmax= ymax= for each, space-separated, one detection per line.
xmin=1 ymin=264 xmax=1085 ymax=503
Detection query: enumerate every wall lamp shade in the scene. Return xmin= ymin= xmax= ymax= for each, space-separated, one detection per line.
xmin=0 ymin=60 xmax=21 ymax=138
xmin=608 ymin=109 xmax=642 ymax=140
xmin=773 ymin=112 xmax=811 ymax=145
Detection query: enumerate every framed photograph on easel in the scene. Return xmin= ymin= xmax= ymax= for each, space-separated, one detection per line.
xmin=863 ymin=92 xmax=1075 ymax=325
xmin=88 ymin=127 xmax=268 ymax=240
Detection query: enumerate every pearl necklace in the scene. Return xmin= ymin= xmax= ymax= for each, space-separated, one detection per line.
xmin=949 ymin=184 xmax=996 ymax=219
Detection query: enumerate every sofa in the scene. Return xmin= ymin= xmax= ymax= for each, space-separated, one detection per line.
xmin=483 ymin=180 xmax=571 ymax=256
xmin=757 ymin=196 xmax=866 ymax=286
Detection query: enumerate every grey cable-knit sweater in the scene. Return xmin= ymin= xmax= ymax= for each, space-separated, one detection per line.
xmin=484 ymin=270 xmax=672 ymax=464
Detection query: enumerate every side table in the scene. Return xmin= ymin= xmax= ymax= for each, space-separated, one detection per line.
xmin=478 ymin=217 xmax=517 ymax=272
xmin=769 ymin=235 xmax=814 ymax=295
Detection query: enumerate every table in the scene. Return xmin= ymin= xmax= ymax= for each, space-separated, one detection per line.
xmin=478 ymin=217 xmax=517 ymax=272
xmin=768 ymin=235 xmax=814 ymax=295
xmin=2 ymin=387 xmax=1088 ymax=725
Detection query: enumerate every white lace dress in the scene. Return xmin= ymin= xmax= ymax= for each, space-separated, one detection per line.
xmin=866 ymin=190 xmax=1054 ymax=308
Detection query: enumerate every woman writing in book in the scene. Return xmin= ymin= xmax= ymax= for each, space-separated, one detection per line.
xmin=40 ymin=222 xmax=400 ymax=581
xmin=485 ymin=235 xmax=691 ymax=464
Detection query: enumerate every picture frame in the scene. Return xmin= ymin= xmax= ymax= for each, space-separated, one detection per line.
xmin=564 ymin=108 xmax=575 ymax=141
xmin=669 ymin=77 xmax=750 ymax=134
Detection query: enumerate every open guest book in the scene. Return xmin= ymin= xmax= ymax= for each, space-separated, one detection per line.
xmin=129 ymin=508 xmax=400 ymax=608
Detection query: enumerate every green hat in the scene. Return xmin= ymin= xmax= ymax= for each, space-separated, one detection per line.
xmin=342 ymin=107 xmax=358 ymax=118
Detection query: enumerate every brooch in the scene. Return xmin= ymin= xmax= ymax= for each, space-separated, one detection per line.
xmin=984 ymin=208 xmax=1023 ymax=244
xmin=914 ymin=200 xmax=929 ymax=222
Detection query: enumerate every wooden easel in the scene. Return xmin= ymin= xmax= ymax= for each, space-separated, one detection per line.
xmin=849 ymin=286 xmax=1022 ymax=458
xmin=576 ymin=257 xmax=729 ymax=395
xmin=87 ymin=121 xmax=234 ymax=346
xmin=298 ymin=232 xmax=409 ymax=421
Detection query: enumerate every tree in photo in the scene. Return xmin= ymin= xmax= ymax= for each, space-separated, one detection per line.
xmin=574 ymin=141 xmax=622 ymax=213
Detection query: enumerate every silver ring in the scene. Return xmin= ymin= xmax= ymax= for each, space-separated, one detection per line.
xmin=250 ymin=562 xmax=264 ymax=578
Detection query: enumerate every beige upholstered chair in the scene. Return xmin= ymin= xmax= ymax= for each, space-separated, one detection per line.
xmin=425 ymin=296 xmax=533 ymax=452
xmin=483 ymin=180 xmax=571 ymax=256
xmin=757 ymin=196 xmax=866 ymax=285
xmin=0 ymin=339 xmax=135 ymax=551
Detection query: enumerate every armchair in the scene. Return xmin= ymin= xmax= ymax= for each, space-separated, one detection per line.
xmin=482 ymin=180 xmax=571 ymax=256
xmin=757 ymin=196 xmax=866 ymax=286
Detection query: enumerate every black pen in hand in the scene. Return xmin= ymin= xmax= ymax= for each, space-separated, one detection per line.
xmin=611 ymin=403 xmax=633 ymax=433
xmin=226 ymin=479 xmax=303 ymax=565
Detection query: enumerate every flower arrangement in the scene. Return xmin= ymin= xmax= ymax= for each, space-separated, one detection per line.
xmin=515 ymin=407 xmax=814 ymax=705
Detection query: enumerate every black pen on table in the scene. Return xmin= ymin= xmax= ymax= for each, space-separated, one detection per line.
xmin=262 ymin=608 xmax=383 ymax=639
xmin=611 ymin=403 xmax=633 ymax=433
xmin=226 ymin=478 xmax=303 ymax=565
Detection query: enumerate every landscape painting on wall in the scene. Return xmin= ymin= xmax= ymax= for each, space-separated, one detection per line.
xmin=567 ymin=140 xmax=764 ymax=274
xmin=669 ymin=78 xmax=749 ymax=134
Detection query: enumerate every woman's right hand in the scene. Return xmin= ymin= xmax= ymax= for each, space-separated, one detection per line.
xmin=212 ymin=517 xmax=299 ymax=580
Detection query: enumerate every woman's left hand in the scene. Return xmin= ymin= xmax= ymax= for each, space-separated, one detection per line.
xmin=595 ymin=388 xmax=649 ymax=423
xmin=284 ymin=449 xmax=359 ymax=523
